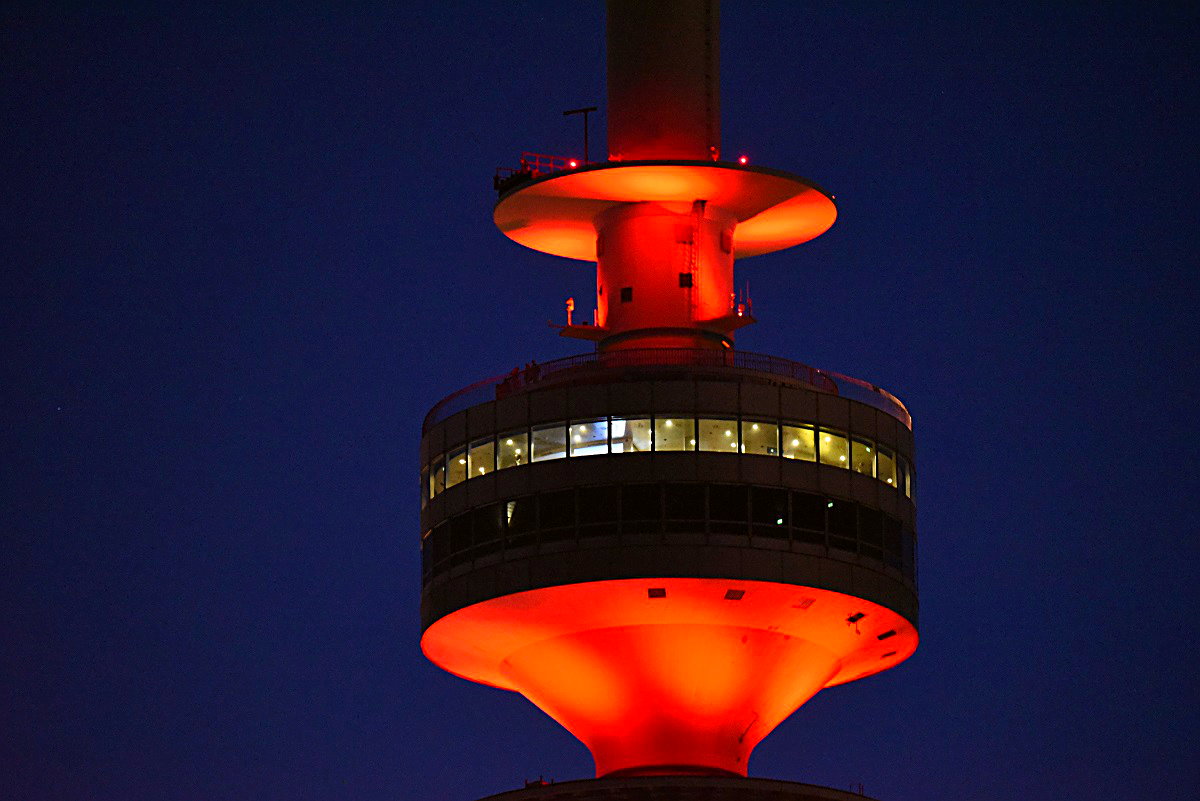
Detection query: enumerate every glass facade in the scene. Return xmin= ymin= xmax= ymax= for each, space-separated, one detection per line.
xmin=469 ymin=438 xmax=494 ymax=478
xmin=851 ymin=438 xmax=875 ymax=477
xmin=654 ymin=415 xmax=695 ymax=451
xmin=570 ymin=419 xmax=609 ymax=457
xmin=497 ymin=431 xmax=528 ymax=469
xmin=781 ymin=424 xmax=816 ymax=461
xmin=698 ymin=418 xmax=738 ymax=452
xmin=878 ymin=447 xmax=896 ymax=487
xmin=426 ymin=414 xmax=914 ymax=499
xmin=447 ymin=447 xmax=468 ymax=487
xmin=818 ymin=429 xmax=849 ymax=468
xmin=742 ymin=421 xmax=779 ymax=456
xmin=611 ymin=416 xmax=652 ymax=453
xmin=422 ymin=483 xmax=918 ymax=582
xmin=531 ymin=423 xmax=568 ymax=462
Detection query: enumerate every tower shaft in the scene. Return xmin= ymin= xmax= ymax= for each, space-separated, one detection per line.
xmin=606 ymin=0 xmax=720 ymax=162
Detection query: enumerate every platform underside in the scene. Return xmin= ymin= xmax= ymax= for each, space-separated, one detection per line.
xmin=422 ymin=578 xmax=916 ymax=776
xmin=493 ymin=161 xmax=837 ymax=261
xmin=476 ymin=775 xmax=884 ymax=801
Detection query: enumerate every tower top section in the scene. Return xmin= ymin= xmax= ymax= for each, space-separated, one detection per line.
xmin=607 ymin=0 xmax=720 ymax=161
xmin=492 ymin=0 xmax=835 ymax=350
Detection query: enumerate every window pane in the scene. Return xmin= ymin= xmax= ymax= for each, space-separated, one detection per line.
xmin=621 ymin=484 xmax=661 ymax=521
xmin=504 ymin=497 xmax=537 ymax=547
xmin=531 ymin=423 xmax=567 ymax=462
xmin=742 ymin=420 xmax=779 ymax=456
xmin=578 ymin=485 xmax=620 ymax=538
xmin=698 ymin=418 xmax=739 ymax=452
xmin=897 ymin=456 xmax=909 ymax=496
xmin=469 ymin=438 xmax=495 ymax=478
xmin=664 ymin=483 xmax=706 ymax=520
xmin=569 ymin=419 xmax=609 ymax=457
xmin=858 ymin=507 xmax=882 ymax=546
xmin=827 ymin=498 xmax=856 ymax=536
xmin=422 ymin=469 xmax=431 ymax=503
xmin=818 ymin=429 xmax=849 ymax=468
xmin=446 ymin=448 xmax=467 ymax=487
xmin=851 ymin=438 xmax=875 ymax=477
xmin=611 ymin=416 xmax=652 ymax=452
xmin=827 ymin=498 xmax=856 ymax=551
xmin=752 ymin=486 xmax=788 ymax=526
xmin=654 ymin=415 xmax=695 ymax=451
xmin=709 ymin=484 xmax=747 ymax=534
xmin=877 ymin=447 xmax=897 ymax=488
xmin=472 ymin=504 xmax=504 ymax=544
xmin=432 ymin=457 xmax=446 ymax=495
xmin=907 ymin=467 xmax=914 ymax=500
xmin=782 ymin=425 xmax=816 ymax=461
xmin=539 ymin=489 xmax=575 ymax=530
xmin=497 ymin=431 xmax=528 ymax=470
xmin=792 ymin=492 xmax=824 ymax=531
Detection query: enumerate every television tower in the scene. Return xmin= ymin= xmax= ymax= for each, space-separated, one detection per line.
xmin=419 ymin=2 xmax=918 ymax=798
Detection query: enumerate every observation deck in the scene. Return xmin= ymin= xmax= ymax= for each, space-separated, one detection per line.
xmin=419 ymin=351 xmax=919 ymax=776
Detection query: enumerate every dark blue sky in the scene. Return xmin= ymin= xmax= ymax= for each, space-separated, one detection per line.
xmin=4 ymin=3 xmax=1198 ymax=800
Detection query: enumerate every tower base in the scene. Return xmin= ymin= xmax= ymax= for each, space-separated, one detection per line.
xmin=477 ymin=776 xmax=880 ymax=801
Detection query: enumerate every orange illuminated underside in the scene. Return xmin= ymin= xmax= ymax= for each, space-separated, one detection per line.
xmin=421 ymin=578 xmax=916 ymax=777
xmin=493 ymin=162 xmax=837 ymax=261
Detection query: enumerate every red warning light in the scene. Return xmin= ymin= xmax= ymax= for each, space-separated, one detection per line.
xmin=569 ymin=160 xmax=579 ymax=168
xmin=738 ymin=155 xmax=748 ymax=165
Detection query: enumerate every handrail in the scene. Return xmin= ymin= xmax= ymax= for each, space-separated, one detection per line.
xmin=422 ymin=348 xmax=912 ymax=432
xmin=494 ymin=152 xmax=590 ymax=195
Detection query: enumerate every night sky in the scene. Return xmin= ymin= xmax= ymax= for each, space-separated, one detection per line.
xmin=4 ymin=2 xmax=1198 ymax=800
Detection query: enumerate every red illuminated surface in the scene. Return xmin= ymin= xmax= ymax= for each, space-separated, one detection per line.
xmin=422 ymin=578 xmax=916 ymax=777
xmin=494 ymin=162 xmax=836 ymax=262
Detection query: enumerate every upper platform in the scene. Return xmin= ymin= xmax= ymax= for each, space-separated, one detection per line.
xmin=494 ymin=160 xmax=838 ymax=262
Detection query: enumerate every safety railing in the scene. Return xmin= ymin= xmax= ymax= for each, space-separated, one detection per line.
xmin=493 ymin=152 xmax=585 ymax=194
xmin=423 ymin=348 xmax=912 ymax=432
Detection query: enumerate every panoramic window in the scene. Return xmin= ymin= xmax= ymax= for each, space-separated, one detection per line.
xmin=791 ymin=491 xmax=826 ymax=544
xmin=741 ymin=420 xmax=778 ymax=456
xmin=531 ymin=423 xmax=568 ymax=462
xmin=497 ymin=431 xmax=528 ymax=470
xmin=698 ymin=417 xmax=739 ymax=452
xmin=431 ymin=457 xmax=446 ymax=495
xmin=818 ymin=429 xmax=849 ymax=468
xmin=654 ymin=415 xmax=695 ymax=451
xmin=472 ymin=504 xmax=504 ymax=546
xmin=428 ymin=413 xmax=912 ymax=495
xmin=569 ymin=419 xmax=609 ymax=457
xmin=611 ymin=416 xmax=652 ymax=452
xmin=781 ymin=424 xmax=816 ymax=461
xmin=577 ymin=485 xmax=620 ymax=537
xmin=539 ymin=489 xmax=576 ymax=534
xmin=751 ymin=486 xmax=788 ymax=536
xmin=468 ymin=438 xmax=495 ymax=478
xmin=877 ymin=447 xmax=896 ymax=488
xmin=621 ymin=484 xmax=660 ymax=534
xmin=664 ymin=483 xmax=706 ymax=525
xmin=446 ymin=447 xmax=468 ymax=488
xmin=851 ymin=438 xmax=875 ymax=477
xmin=827 ymin=498 xmax=856 ymax=551
xmin=709 ymin=484 xmax=748 ymax=534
